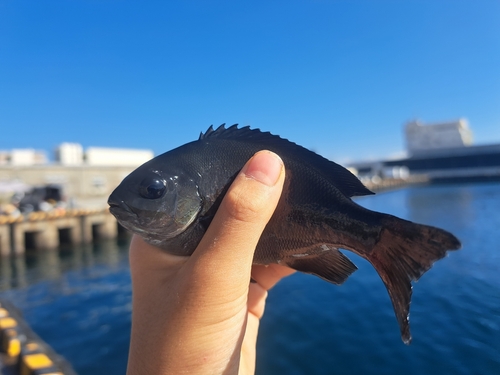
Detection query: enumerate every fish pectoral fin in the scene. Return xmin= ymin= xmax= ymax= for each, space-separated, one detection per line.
xmin=285 ymin=247 xmax=357 ymax=285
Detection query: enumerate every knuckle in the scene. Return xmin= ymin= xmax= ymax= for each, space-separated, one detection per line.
xmin=223 ymin=183 xmax=268 ymax=224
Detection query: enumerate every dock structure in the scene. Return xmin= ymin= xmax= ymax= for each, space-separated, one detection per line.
xmin=362 ymin=175 xmax=430 ymax=193
xmin=0 ymin=210 xmax=119 ymax=256
xmin=0 ymin=299 xmax=77 ymax=375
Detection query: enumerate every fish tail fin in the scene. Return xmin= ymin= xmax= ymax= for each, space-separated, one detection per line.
xmin=367 ymin=215 xmax=461 ymax=344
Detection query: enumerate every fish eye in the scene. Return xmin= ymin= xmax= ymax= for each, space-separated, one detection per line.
xmin=139 ymin=177 xmax=167 ymax=199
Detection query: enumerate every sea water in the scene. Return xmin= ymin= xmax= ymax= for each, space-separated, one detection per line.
xmin=0 ymin=183 xmax=499 ymax=374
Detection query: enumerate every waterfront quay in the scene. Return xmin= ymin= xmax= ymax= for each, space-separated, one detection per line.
xmin=0 ymin=209 xmax=120 ymax=256
xmin=0 ymin=144 xmax=152 ymax=255
xmin=362 ymin=175 xmax=429 ymax=193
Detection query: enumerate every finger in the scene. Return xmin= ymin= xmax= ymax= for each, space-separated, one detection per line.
xmin=190 ymin=150 xmax=285 ymax=289
xmin=246 ymin=265 xmax=296 ymax=320
xmin=251 ymin=264 xmax=296 ymax=291
xmin=239 ymin=312 xmax=260 ymax=374
xmin=247 ymin=282 xmax=268 ymax=319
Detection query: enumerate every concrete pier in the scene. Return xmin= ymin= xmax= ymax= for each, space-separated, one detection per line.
xmin=81 ymin=211 xmax=118 ymax=244
xmin=0 ymin=226 xmax=9 ymax=257
xmin=0 ymin=210 xmax=120 ymax=256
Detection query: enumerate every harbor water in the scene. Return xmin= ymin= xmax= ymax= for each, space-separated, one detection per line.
xmin=0 ymin=182 xmax=499 ymax=374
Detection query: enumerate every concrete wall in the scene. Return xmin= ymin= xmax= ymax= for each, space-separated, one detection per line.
xmin=0 ymin=165 xmax=137 ymax=209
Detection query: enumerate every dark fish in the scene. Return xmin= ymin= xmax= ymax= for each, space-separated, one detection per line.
xmin=108 ymin=124 xmax=461 ymax=344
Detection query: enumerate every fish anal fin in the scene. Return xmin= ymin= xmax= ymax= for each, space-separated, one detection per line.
xmin=285 ymin=246 xmax=357 ymax=285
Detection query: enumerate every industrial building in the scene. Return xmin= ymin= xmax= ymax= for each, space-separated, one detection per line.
xmin=0 ymin=143 xmax=154 ymax=211
xmin=349 ymin=119 xmax=500 ymax=183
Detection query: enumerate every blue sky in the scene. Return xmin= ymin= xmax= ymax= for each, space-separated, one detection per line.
xmin=1 ymin=0 xmax=499 ymax=163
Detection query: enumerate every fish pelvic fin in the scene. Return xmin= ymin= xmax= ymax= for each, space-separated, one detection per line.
xmin=285 ymin=246 xmax=358 ymax=285
xmin=368 ymin=216 xmax=461 ymax=344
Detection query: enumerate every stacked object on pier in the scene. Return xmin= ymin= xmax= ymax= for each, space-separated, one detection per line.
xmin=0 ymin=300 xmax=77 ymax=375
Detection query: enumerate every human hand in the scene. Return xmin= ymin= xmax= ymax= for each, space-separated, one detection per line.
xmin=126 ymin=150 xmax=295 ymax=375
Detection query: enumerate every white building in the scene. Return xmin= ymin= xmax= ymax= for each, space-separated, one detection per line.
xmin=84 ymin=147 xmax=154 ymax=166
xmin=55 ymin=143 xmax=84 ymax=165
xmin=405 ymin=119 xmax=473 ymax=155
xmin=6 ymin=149 xmax=47 ymax=166
xmin=1 ymin=143 xmax=153 ymax=167
xmin=55 ymin=143 xmax=154 ymax=167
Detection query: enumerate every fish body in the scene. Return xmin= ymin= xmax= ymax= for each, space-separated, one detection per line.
xmin=108 ymin=124 xmax=461 ymax=343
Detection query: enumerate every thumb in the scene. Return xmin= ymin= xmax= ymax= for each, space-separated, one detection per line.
xmin=190 ymin=150 xmax=285 ymax=287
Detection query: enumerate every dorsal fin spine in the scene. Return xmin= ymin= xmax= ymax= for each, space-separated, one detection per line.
xmin=196 ymin=124 xmax=373 ymax=197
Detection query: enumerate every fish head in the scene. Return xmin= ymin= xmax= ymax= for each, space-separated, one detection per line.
xmin=108 ymin=166 xmax=202 ymax=245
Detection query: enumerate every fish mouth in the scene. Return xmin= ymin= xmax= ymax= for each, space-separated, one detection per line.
xmin=108 ymin=197 xmax=137 ymax=218
xmin=108 ymin=198 xmax=150 ymax=235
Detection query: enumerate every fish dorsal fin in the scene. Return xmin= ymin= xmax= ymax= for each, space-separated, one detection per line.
xmin=199 ymin=124 xmax=373 ymax=198
xmin=199 ymin=124 xmax=274 ymax=141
